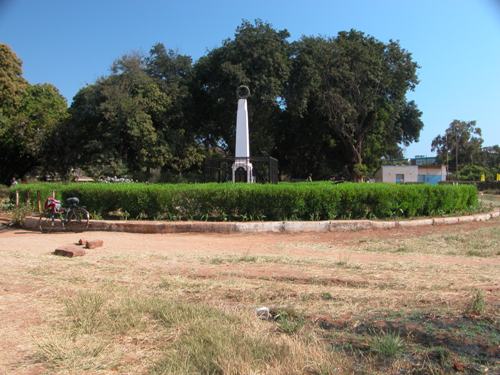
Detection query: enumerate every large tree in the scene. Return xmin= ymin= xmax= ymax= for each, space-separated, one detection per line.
xmin=0 ymin=43 xmax=68 ymax=183
xmin=58 ymin=53 xmax=170 ymax=178
xmin=60 ymin=50 xmax=203 ymax=180
xmin=145 ymin=43 xmax=204 ymax=177
xmin=190 ymin=19 xmax=291 ymax=156
xmin=431 ymin=120 xmax=483 ymax=172
xmin=283 ymin=32 xmax=423 ymax=180
xmin=0 ymin=44 xmax=28 ymax=116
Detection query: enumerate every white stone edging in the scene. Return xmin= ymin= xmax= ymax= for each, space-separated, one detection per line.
xmin=20 ymin=209 xmax=499 ymax=234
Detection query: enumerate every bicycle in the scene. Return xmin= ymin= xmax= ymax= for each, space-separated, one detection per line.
xmin=39 ymin=197 xmax=90 ymax=232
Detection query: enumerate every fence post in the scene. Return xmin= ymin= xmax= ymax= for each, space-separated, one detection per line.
xmin=52 ymin=190 xmax=56 ymax=198
xmin=15 ymin=190 xmax=19 ymax=208
xmin=37 ymin=191 xmax=42 ymax=213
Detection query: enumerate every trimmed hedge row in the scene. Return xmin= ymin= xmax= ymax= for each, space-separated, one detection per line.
xmin=11 ymin=182 xmax=478 ymax=221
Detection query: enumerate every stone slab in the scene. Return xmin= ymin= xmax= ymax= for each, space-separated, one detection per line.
xmin=398 ymin=218 xmax=434 ymax=228
xmin=54 ymin=245 xmax=86 ymax=257
xmin=473 ymin=213 xmax=491 ymax=222
xmin=284 ymin=221 xmax=330 ymax=232
xmin=20 ymin=208 xmax=498 ymax=235
xmin=235 ymin=222 xmax=284 ymax=233
xmin=369 ymin=221 xmax=397 ymax=229
xmin=458 ymin=215 xmax=475 ymax=223
xmin=85 ymin=240 xmax=103 ymax=249
xmin=329 ymin=220 xmax=372 ymax=231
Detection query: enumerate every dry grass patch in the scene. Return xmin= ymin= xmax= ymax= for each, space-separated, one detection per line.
xmin=354 ymin=225 xmax=500 ymax=257
xmin=34 ymin=288 xmax=346 ymax=374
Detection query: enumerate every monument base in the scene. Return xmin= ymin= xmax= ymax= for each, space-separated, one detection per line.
xmin=232 ymin=158 xmax=254 ymax=183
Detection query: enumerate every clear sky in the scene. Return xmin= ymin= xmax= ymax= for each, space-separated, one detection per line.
xmin=1 ymin=0 xmax=499 ymax=157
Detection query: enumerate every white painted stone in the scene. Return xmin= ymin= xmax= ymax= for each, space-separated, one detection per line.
xmin=473 ymin=213 xmax=491 ymax=221
xmin=329 ymin=220 xmax=372 ymax=231
xmin=398 ymin=218 xmax=434 ymax=227
xmin=283 ymin=221 xmax=330 ymax=232
xmin=370 ymin=221 xmax=397 ymax=229
xmin=458 ymin=215 xmax=475 ymax=223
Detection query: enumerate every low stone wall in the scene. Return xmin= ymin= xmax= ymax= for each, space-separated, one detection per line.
xmin=21 ymin=209 xmax=499 ymax=234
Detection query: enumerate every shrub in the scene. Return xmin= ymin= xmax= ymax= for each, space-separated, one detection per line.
xmin=10 ymin=182 xmax=478 ymax=221
xmin=274 ymin=307 xmax=305 ymax=334
xmin=370 ymin=332 xmax=404 ymax=358
xmin=465 ymin=289 xmax=486 ymax=315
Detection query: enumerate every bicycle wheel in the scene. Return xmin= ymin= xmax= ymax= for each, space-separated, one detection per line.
xmin=39 ymin=214 xmax=63 ymax=233
xmin=65 ymin=207 xmax=90 ymax=232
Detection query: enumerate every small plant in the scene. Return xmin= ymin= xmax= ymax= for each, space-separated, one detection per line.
xmin=157 ymin=279 xmax=170 ymax=289
xmin=64 ymin=292 xmax=105 ymax=334
xmin=237 ymin=255 xmax=258 ymax=263
xmin=209 ymin=257 xmax=225 ymax=265
xmin=428 ymin=346 xmax=451 ymax=367
xmin=465 ymin=289 xmax=486 ymax=315
xmin=90 ymin=211 xmax=102 ymax=220
xmin=370 ymin=332 xmax=404 ymax=358
xmin=11 ymin=204 xmax=32 ymax=225
xmin=274 ymin=308 xmax=305 ymax=335
xmin=335 ymin=251 xmax=351 ymax=267
xmin=320 ymin=292 xmax=334 ymax=300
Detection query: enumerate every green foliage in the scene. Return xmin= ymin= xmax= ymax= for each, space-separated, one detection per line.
xmin=274 ymin=307 xmax=305 ymax=335
xmin=432 ymin=120 xmax=484 ymax=173
xmin=456 ymin=164 xmax=493 ymax=181
xmin=320 ymin=292 xmax=334 ymax=300
xmin=0 ymin=184 xmax=9 ymax=199
xmin=282 ymin=32 xmax=423 ymax=180
xmin=11 ymin=204 xmax=32 ymax=225
xmin=11 ymin=182 xmax=478 ymax=221
xmin=0 ymin=44 xmax=28 ymax=114
xmin=64 ymin=292 xmax=105 ymax=334
xmin=0 ymin=44 xmax=68 ymax=184
xmin=465 ymin=290 xmax=486 ymax=316
xmin=57 ymin=50 xmax=203 ymax=181
xmin=369 ymin=332 xmax=404 ymax=358
xmin=190 ymin=19 xmax=291 ymax=156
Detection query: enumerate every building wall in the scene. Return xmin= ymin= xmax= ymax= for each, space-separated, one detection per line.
xmin=376 ymin=166 xmax=418 ymax=183
xmin=375 ymin=165 xmax=447 ymax=184
xmin=418 ymin=165 xmax=447 ymax=184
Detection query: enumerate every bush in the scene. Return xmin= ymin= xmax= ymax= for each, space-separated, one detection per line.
xmin=10 ymin=182 xmax=478 ymax=221
xmin=370 ymin=332 xmax=404 ymax=358
xmin=465 ymin=289 xmax=486 ymax=316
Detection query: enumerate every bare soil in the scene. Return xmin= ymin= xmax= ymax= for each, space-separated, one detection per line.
xmin=0 ymin=219 xmax=499 ymax=374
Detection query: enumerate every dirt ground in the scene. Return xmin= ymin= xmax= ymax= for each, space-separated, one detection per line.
xmin=0 ymin=219 xmax=499 ymax=374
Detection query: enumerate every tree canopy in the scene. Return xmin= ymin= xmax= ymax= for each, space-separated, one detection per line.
xmin=431 ymin=120 xmax=484 ymax=172
xmin=0 ymin=44 xmax=68 ymax=183
xmin=190 ymin=20 xmax=291 ymax=155
xmin=282 ymin=31 xmax=423 ymax=180
xmin=1 ymin=22 xmax=433 ymax=183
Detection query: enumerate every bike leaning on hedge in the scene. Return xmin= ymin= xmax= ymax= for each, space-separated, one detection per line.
xmin=39 ymin=197 xmax=90 ymax=232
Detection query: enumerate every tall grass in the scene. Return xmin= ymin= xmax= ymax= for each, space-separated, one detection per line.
xmin=36 ymin=290 xmax=343 ymax=374
xmin=12 ymin=182 xmax=478 ymax=221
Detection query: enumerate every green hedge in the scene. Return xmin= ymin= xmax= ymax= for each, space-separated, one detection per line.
xmin=11 ymin=182 xmax=478 ymax=221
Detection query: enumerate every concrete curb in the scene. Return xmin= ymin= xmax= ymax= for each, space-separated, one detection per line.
xmin=20 ymin=209 xmax=499 ymax=234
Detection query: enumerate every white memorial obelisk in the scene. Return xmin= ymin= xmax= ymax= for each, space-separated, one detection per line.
xmin=232 ymin=85 xmax=254 ymax=182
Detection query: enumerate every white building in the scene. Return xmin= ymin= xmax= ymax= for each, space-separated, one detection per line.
xmin=374 ymin=164 xmax=447 ymax=184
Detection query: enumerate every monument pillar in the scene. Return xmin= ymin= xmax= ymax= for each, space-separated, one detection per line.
xmin=232 ymin=86 xmax=254 ymax=183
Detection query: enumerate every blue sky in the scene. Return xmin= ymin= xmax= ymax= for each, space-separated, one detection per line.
xmin=1 ymin=0 xmax=499 ymax=157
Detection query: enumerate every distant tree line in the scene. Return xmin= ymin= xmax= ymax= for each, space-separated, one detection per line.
xmin=432 ymin=120 xmax=499 ymax=181
xmin=1 ymin=20 xmax=494 ymax=184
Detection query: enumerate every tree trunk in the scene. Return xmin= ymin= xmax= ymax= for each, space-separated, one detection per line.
xmin=351 ymin=144 xmax=364 ymax=182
